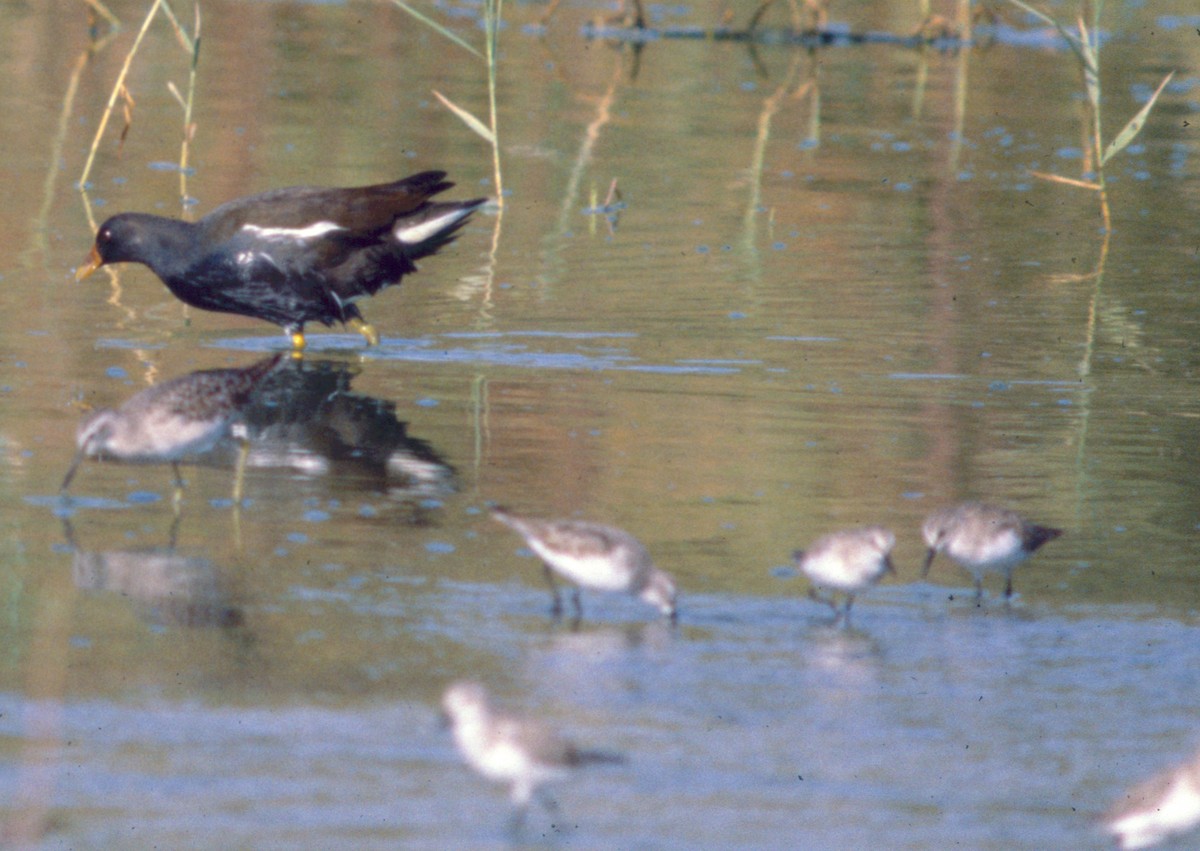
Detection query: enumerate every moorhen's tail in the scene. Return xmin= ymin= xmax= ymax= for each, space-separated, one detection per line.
xmin=393 ymin=198 xmax=487 ymax=258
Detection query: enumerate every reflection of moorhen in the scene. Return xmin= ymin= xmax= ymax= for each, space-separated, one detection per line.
xmin=202 ymin=357 xmax=456 ymax=498
xmin=76 ymin=171 xmax=486 ymax=348
xmin=61 ymin=354 xmax=283 ymax=505
xmin=63 ymin=518 xmax=244 ymax=629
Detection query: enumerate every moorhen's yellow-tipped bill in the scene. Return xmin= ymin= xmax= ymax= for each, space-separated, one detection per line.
xmin=76 ymin=171 xmax=487 ymax=348
xmin=75 ymin=244 xmax=103 ymax=281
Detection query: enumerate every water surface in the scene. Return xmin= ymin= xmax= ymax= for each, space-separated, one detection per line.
xmin=3 ymin=1 xmax=1200 ymax=847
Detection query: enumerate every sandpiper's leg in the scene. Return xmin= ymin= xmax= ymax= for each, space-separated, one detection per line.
xmin=170 ymin=462 xmax=185 ymax=513
xmin=231 ymin=436 xmax=250 ymax=506
xmin=538 ymin=789 xmax=560 ymax=815
xmin=543 ymin=563 xmax=563 ymax=616
xmin=347 ymin=317 xmax=380 ymax=347
xmin=807 ymin=586 xmax=837 ymax=613
xmin=974 ymin=577 xmax=984 ymax=606
xmin=838 ymin=595 xmax=855 ymax=626
xmin=505 ymin=804 xmax=529 ymax=837
xmin=1004 ymin=572 xmax=1014 ymax=600
xmin=60 ymin=516 xmax=78 ymax=549
xmin=167 ymin=512 xmax=183 ymax=549
xmin=570 ymin=587 xmax=583 ymax=620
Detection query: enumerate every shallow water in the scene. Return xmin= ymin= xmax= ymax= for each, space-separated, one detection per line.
xmin=4 ymin=0 xmax=1200 ymax=848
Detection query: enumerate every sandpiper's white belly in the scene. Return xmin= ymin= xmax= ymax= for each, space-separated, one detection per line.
xmin=952 ymin=526 xmax=1026 ymax=571
xmin=530 ymin=542 xmax=634 ymax=592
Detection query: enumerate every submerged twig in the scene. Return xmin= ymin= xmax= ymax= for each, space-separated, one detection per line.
xmin=1027 ymin=171 xmax=1101 ymax=191
xmin=385 ymin=0 xmax=482 ymax=58
xmin=739 ymin=52 xmax=805 ymax=262
xmin=23 ymin=48 xmax=91 ymax=268
xmin=432 ymin=91 xmax=494 ymax=144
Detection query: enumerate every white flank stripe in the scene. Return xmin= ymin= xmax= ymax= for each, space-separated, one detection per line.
xmin=242 ymin=221 xmax=345 ymax=241
xmin=394 ymin=208 xmax=470 ymax=245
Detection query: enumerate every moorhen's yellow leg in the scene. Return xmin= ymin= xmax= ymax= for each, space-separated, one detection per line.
xmin=348 ymin=317 xmax=380 ymax=346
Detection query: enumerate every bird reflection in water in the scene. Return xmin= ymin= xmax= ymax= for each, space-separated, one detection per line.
xmin=60 ymin=354 xmax=283 ymax=509
xmin=60 ymin=356 xmax=454 ymax=508
xmin=205 ymin=357 xmax=456 ymax=500
xmin=62 ymin=516 xmax=245 ymax=630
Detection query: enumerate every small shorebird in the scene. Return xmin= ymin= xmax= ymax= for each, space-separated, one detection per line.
xmin=490 ymin=508 xmax=677 ymax=621
xmin=60 ymin=354 xmax=282 ymax=506
xmin=1104 ymin=748 xmax=1200 ymax=849
xmin=920 ymin=501 xmax=1062 ymax=601
xmin=441 ymin=681 xmax=623 ymax=825
xmin=794 ymin=526 xmax=896 ymax=624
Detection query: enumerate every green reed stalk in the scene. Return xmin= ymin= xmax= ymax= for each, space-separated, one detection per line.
xmin=165 ymin=4 xmax=201 ymax=208
xmin=388 ymin=0 xmax=502 ymax=204
xmin=1004 ymin=0 xmax=1172 ymax=230
xmin=79 ymin=0 xmax=164 ymax=188
xmin=79 ymin=0 xmax=200 ymax=196
xmin=482 ymin=0 xmax=503 ymax=204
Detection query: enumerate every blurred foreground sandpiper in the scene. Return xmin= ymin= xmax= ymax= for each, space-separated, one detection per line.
xmin=441 ymin=680 xmax=624 ymax=826
xmin=1104 ymin=747 xmax=1200 ymax=850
